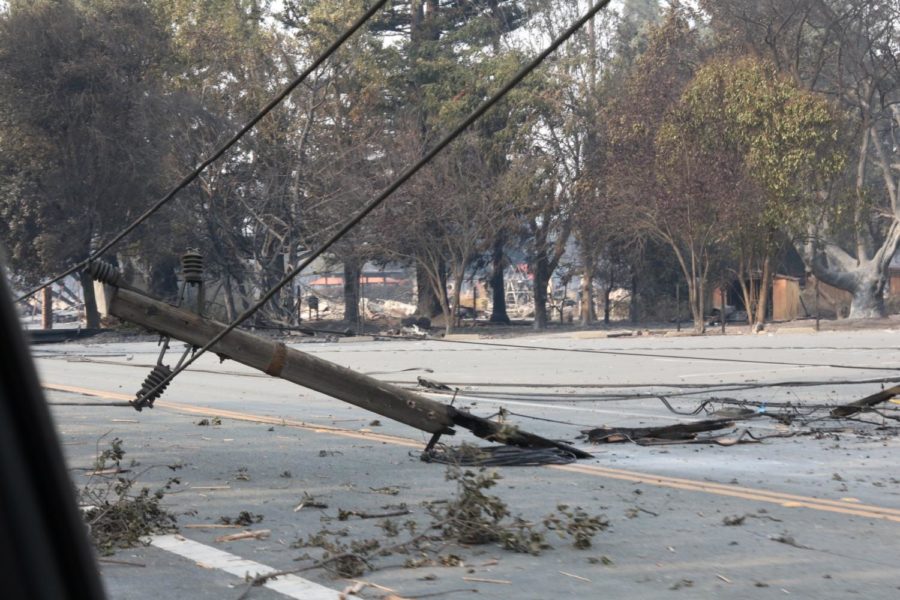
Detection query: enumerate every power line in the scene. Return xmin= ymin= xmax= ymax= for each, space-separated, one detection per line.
xmin=52 ymin=354 xmax=900 ymax=400
xmin=387 ymin=374 xmax=900 ymax=389
xmin=373 ymin=332 xmax=900 ymax=372
xmin=439 ymin=382 xmax=867 ymax=403
xmin=132 ymin=0 xmax=616 ymax=407
xmin=14 ymin=0 xmax=390 ymax=303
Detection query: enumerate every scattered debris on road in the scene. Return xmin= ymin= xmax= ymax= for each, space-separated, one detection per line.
xmin=416 ymin=376 xmax=453 ymax=391
xmin=78 ymin=438 xmax=179 ymax=555
xmin=214 ymin=530 xmax=270 ymax=543
xmin=218 ymin=511 xmax=263 ymax=526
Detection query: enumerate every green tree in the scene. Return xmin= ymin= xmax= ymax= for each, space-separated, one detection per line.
xmin=666 ymin=57 xmax=845 ymax=326
xmin=605 ymin=7 xmax=710 ymax=330
xmin=704 ymin=0 xmax=900 ymax=317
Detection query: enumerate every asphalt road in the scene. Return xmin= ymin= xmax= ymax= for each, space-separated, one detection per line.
xmin=35 ymin=327 xmax=900 ymax=599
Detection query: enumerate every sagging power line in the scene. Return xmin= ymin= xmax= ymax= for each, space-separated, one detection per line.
xmin=374 ymin=332 xmax=900 ymax=373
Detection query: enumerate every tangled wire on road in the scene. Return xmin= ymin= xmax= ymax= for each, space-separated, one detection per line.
xmin=419 ymin=444 xmax=579 ymax=466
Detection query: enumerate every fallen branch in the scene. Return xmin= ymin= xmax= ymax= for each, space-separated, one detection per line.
xmin=349 ymin=580 xmax=398 ymax=593
xmin=97 ymin=558 xmax=146 ymax=567
xmin=293 ymin=492 xmax=328 ymax=512
xmin=215 ymin=529 xmax=270 ymax=543
xmin=400 ymin=589 xmax=478 ymax=599
xmin=235 ymin=522 xmax=448 ymax=599
xmin=559 ymin=571 xmax=591 ymax=583
xmin=461 ymin=576 xmax=511 ymax=584
xmin=338 ymin=509 xmax=411 ymax=520
xmin=631 ymin=506 xmax=659 ymax=517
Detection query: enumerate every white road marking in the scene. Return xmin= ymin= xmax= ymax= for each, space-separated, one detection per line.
xmin=150 ymin=534 xmax=340 ymax=600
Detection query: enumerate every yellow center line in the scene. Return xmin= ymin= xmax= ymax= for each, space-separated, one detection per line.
xmin=551 ymin=464 xmax=900 ymax=522
xmin=44 ymin=382 xmax=900 ymax=523
xmin=42 ymin=383 xmax=422 ymax=448
xmin=552 ymin=463 xmax=900 ymax=516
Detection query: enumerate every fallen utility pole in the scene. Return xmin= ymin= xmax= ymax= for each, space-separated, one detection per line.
xmin=830 ymin=384 xmax=900 ymax=418
xmin=91 ymin=267 xmax=589 ymax=458
xmin=582 ymin=418 xmax=740 ymax=445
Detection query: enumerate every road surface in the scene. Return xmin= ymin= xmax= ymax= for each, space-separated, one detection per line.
xmin=35 ymin=328 xmax=900 ymax=599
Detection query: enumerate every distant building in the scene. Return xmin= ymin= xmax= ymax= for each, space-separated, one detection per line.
xmin=890 ymin=251 xmax=900 ymax=297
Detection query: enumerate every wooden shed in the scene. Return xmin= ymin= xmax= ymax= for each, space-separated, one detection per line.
xmin=890 ymin=252 xmax=900 ymax=298
xmin=772 ymin=275 xmax=801 ymax=321
xmin=890 ymin=267 xmax=900 ymax=298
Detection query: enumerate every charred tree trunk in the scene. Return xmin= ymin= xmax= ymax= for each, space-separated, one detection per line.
xmin=754 ymin=257 xmax=771 ymax=325
xmin=447 ymin=269 xmax=466 ymax=335
xmin=415 ymin=262 xmax=443 ymax=318
xmin=532 ymin=257 xmax=550 ymax=330
xmin=629 ymin=272 xmax=639 ymax=324
xmin=80 ymin=269 xmax=100 ymax=328
xmin=603 ymin=278 xmax=614 ymax=325
xmin=343 ymin=259 xmax=361 ymax=326
xmin=809 ymin=261 xmax=889 ymax=319
xmin=488 ymin=235 xmax=510 ymax=324
xmin=579 ymin=247 xmax=596 ymax=326
xmin=580 ymin=270 xmax=595 ymax=326
xmin=801 ymin=224 xmax=898 ymax=320
xmin=849 ymin=273 xmax=887 ymax=318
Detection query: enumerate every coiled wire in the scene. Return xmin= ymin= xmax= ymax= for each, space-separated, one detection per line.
xmin=419 ymin=444 xmax=579 ymax=467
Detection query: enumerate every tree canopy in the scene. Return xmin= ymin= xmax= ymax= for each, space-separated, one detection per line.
xmin=1 ymin=0 xmax=897 ymax=330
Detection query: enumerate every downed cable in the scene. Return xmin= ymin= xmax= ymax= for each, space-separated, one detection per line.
xmin=376 ymin=332 xmax=900 ymax=373
xmin=411 ymin=375 xmax=900 ymax=405
xmin=419 ymin=444 xmax=579 ymax=466
xmin=580 ymin=391 xmax=900 ymax=447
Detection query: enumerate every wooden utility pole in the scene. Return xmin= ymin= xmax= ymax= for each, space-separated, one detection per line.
xmin=93 ymin=278 xmax=589 ymax=457
xmin=107 ymin=286 xmax=454 ymax=434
